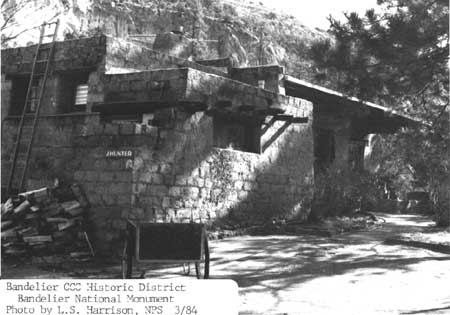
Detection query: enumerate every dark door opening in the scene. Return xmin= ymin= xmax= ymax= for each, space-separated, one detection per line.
xmin=314 ymin=128 xmax=335 ymax=173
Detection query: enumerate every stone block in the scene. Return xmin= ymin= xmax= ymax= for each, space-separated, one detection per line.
xmin=160 ymin=163 xmax=172 ymax=173
xmin=109 ymin=182 xmax=130 ymax=195
xmin=148 ymin=185 xmax=169 ymax=197
xmin=130 ymin=80 xmax=145 ymax=91
xmin=74 ymin=171 xmax=84 ymax=181
xmin=162 ymin=197 xmax=171 ymax=208
xmin=103 ymin=123 xmax=119 ymax=135
xmin=175 ymin=176 xmax=187 ymax=186
xmin=119 ymin=124 xmax=136 ymax=135
xmin=120 ymin=81 xmax=129 ymax=91
xmin=234 ymin=181 xmax=243 ymax=190
xmin=129 ymin=208 xmax=145 ymax=220
xmin=116 ymin=194 xmax=131 ymax=205
xmin=113 ymin=171 xmax=132 ymax=182
xmin=132 ymin=183 xmax=147 ymax=194
xmin=243 ymin=181 xmax=254 ymax=191
xmin=168 ymin=186 xmax=183 ymax=197
xmin=163 ymin=174 xmax=174 ymax=185
xmin=151 ymin=173 xmax=164 ymax=185
xmin=184 ymin=187 xmax=199 ymax=198
xmin=204 ymin=179 xmax=213 ymax=188
xmin=199 ymin=188 xmax=209 ymax=199
xmin=238 ymin=191 xmax=248 ymax=200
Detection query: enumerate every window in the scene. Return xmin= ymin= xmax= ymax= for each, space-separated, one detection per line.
xmin=56 ymin=72 xmax=89 ymax=113
xmin=213 ymin=115 xmax=261 ymax=153
xmin=9 ymin=76 xmax=41 ymax=115
xmin=74 ymin=84 xmax=88 ymax=106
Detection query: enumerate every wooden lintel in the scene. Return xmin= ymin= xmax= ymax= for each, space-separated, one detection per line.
xmin=238 ymin=105 xmax=255 ymax=111
xmin=291 ymin=117 xmax=308 ymax=123
xmin=262 ymin=120 xmax=292 ymax=152
xmin=267 ymin=105 xmax=285 ymax=115
xmin=273 ymin=115 xmax=308 ymax=123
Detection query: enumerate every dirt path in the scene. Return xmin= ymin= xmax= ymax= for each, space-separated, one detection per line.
xmin=200 ymin=214 xmax=450 ymax=314
xmin=2 ymin=213 xmax=450 ymax=314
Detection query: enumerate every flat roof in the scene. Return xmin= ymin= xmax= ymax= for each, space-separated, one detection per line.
xmin=284 ymin=75 xmax=419 ymax=125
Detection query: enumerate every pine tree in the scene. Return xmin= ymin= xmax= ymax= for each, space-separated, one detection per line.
xmin=311 ymin=0 xmax=449 ymax=225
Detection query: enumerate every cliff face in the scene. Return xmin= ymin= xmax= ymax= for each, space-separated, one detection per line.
xmin=2 ymin=0 xmax=330 ymax=81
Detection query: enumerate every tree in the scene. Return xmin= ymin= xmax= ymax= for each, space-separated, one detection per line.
xmin=1 ymin=0 xmax=68 ymax=47
xmin=310 ymin=0 xmax=449 ymax=225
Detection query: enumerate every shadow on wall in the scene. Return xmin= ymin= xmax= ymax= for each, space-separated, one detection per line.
xmin=130 ymin=107 xmax=314 ymax=230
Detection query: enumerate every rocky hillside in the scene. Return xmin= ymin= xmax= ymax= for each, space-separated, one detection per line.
xmin=1 ymin=0 xmax=330 ymax=81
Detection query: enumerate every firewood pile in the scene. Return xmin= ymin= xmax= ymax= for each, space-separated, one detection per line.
xmin=1 ymin=184 xmax=94 ymax=262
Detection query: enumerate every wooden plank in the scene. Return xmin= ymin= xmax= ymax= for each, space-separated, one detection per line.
xmin=23 ymin=235 xmax=52 ymax=243
xmin=238 ymin=105 xmax=255 ymax=111
xmin=70 ymin=251 xmax=91 ymax=258
xmin=274 ymin=114 xmax=293 ymax=121
xmin=1 ymin=198 xmax=14 ymax=216
xmin=44 ymin=204 xmax=63 ymax=217
xmin=13 ymin=200 xmax=31 ymax=216
xmin=262 ymin=121 xmax=292 ymax=152
xmin=18 ymin=226 xmax=39 ymax=237
xmin=60 ymin=200 xmax=80 ymax=210
xmin=60 ymin=200 xmax=84 ymax=216
xmin=291 ymin=117 xmax=308 ymax=124
xmin=261 ymin=116 xmax=277 ymax=135
xmin=57 ymin=217 xmax=81 ymax=231
xmin=25 ymin=213 xmax=40 ymax=220
xmin=1 ymin=228 xmax=17 ymax=239
xmin=67 ymin=207 xmax=84 ymax=216
xmin=1 ymin=220 xmax=14 ymax=229
xmin=3 ymin=248 xmax=28 ymax=255
xmin=46 ymin=217 xmax=69 ymax=223
xmin=19 ymin=187 xmax=48 ymax=199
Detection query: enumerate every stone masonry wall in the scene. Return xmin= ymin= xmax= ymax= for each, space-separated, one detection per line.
xmin=2 ymin=100 xmax=313 ymax=257
xmin=229 ymin=65 xmax=285 ymax=94
xmin=1 ymin=36 xmax=106 ymax=75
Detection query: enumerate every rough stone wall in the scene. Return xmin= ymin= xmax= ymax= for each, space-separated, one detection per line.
xmin=1 ymin=114 xmax=94 ymax=188
xmin=126 ymin=100 xmax=314 ymax=227
xmin=2 ymin=101 xmax=313 ymax=257
xmin=313 ymin=107 xmax=352 ymax=171
xmin=1 ymin=36 xmax=106 ymax=75
xmin=1 ymin=74 xmax=12 ymax=118
xmin=1 ymin=74 xmax=57 ymax=116
xmin=229 ymin=65 xmax=285 ymax=94
xmin=186 ymin=68 xmax=300 ymax=110
xmin=102 ymin=69 xmax=189 ymax=103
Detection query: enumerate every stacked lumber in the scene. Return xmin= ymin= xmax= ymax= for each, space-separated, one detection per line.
xmin=1 ymin=184 xmax=94 ymax=261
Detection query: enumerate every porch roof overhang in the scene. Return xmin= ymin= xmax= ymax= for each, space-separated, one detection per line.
xmin=93 ymin=67 xmax=305 ymax=118
xmin=283 ymin=75 xmax=420 ymax=134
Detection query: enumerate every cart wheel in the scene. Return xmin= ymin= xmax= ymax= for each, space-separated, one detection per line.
xmin=121 ymin=239 xmax=132 ymax=279
xmin=195 ymin=237 xmax=209 ymax=279
xmin=182 ymin=263 xmax=191 ymax=276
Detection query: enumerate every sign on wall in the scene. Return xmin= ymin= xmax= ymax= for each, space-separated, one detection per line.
xmin=105 ymin=150 xmax=134 ymax=158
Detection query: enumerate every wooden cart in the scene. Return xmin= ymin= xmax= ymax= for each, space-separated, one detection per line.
xmin=122 ymin=220 xmax=209 ymax=279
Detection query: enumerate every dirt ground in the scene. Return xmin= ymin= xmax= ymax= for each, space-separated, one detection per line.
xmin=2 ymin=213 xmax=450 ymax=315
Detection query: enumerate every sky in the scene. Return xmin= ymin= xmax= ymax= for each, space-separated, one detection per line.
xmin=260 ymin=0 xmax=379 ymax=29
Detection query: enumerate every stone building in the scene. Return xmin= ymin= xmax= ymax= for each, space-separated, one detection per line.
xmin=1 ymin=34 xmax=413 ymax=254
